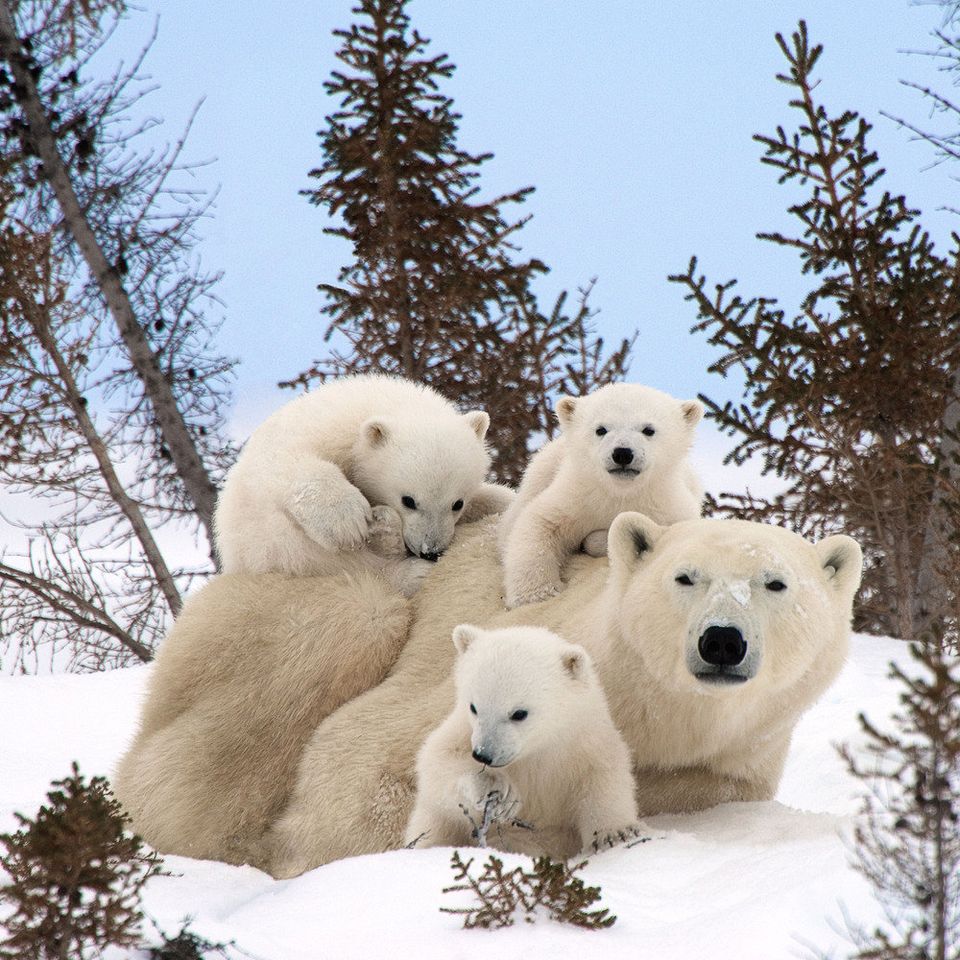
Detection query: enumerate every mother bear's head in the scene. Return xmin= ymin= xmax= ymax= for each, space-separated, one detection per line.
xmin=605 ymin=513 xmax=863 ymax=703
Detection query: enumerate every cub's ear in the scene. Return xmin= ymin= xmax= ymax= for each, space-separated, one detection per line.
xmin=463 ymin=410 xmax=489 ymax=441
xmin=555 ymin=396 xmax=577 ymax=429
xmin=452 ymin=623 xmax=482 ymax=655
xmin=362 ymin=417 xmax=392 ymax=447
xmin=681 ymin=399 xmax=705 ymax=427
xmin=608 ymin=512 xmax=665 ymax=578
xmin=814 ymin=534 xmax=863 ymax=600
xmin=561 ymin=645 xmax=587 ymax=681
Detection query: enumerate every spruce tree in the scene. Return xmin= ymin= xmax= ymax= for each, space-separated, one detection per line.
xmin=670 ymin=21 xmax=960 ymax=638
xmin=840 ymin=639 xmax=960 ymax=960
xmin=0 ymin=763 xmax=162 ymax=959
xmin=290 ymin=0 xmax=633 ymax=484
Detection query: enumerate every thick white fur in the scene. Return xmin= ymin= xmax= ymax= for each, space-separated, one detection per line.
xmin=264 ymin=516 xmax=861 ymax=876
xmin=498 ymin=382 xmax=704 ymax=607
xmin=114 ymin=515 xmax=861 ymax=876
xmin=214 ymin=374 xmax=513 ymax=596
xmin=405 ymin=624 xmax=639 ymax=858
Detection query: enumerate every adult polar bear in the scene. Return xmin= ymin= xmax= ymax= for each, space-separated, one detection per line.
xmin=114 ymin=512 xmax=862 ymax=878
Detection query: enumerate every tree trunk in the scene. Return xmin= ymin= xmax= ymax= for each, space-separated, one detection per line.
xmin=914 ymin=367 xmax=960 ymax=640
xmin=28 ymin=299 xmax=183 ymax=618
xmin=0 ymin=0 xmax=219 ymax=565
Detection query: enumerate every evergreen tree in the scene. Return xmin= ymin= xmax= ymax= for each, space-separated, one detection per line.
xmin=670 ymin=21 xmax=960 ymax=638
xmin=290 ymin=0 xmax=632 ymax=484
xmin=839 ymin=639 xmax=960 ymax=960
xmin=0 ymin=763 xmax=162 ymax=959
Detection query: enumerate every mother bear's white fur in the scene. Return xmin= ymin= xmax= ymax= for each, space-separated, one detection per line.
xmin=113 ymin=514 xmax=861 ymax=878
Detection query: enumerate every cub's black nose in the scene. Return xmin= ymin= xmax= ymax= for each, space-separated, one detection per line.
xmin=472 ymin=749 xmax=492 ymax=766
xmin=420 ymin=550 xmax=440 ymax=562
xmin=612 ymin=446 xmax=634 ymax=466
xmin=698 ymin=625 xmax=747 ymax=666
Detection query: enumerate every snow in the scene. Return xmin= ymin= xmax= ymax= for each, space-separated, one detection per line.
xmin=0 ymin=633 xmax=905 ymax=959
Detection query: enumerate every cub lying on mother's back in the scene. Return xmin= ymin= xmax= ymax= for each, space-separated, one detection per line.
xmin=499 ymin=382 xmax=703 ymax=607
xmin=215 ymin=375 xmax=512 ymax=596
xmin=405 ymin=623 xmax=640 ymax=858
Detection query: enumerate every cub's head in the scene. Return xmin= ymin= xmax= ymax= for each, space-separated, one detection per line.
xmin=352 ymin=410 xmax=490 ymax=561
xmin=554 ymin=383 xmax=703 ymax=493
xmin=451 ymin=623 xmax=596 ymax=769
xmin=606 ymin=513 xmax=862 ymax=702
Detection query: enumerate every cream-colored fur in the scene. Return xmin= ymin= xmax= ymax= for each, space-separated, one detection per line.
xmin=115 ymin=514 xmax=861 ymax=878
xmin=111 ymin=568 xmax=412 ymax=865
xmin=214 ymin=374 xmax=512 ymax=597
xmin=405 ymin=624 xmax=639 ymax=858
xmin=498 ymin=382 xmax=704 ymax=608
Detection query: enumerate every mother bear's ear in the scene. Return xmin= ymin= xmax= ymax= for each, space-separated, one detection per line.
xmin=814 ymin=534 xmax=863 ymax=601
xmin=608 ymin=512 xmax=666 ymax=578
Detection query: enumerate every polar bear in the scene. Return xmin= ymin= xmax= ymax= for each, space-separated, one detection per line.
xmin=498 ymin=382 xmax=704 ymax=607
xmin=114 ymin=513 xmax=861 ymax=876
xmin=262 ymin=513 xmax=861 ymax=875
xmin=405 ymin=624 xmax=640 ymax=858
xmin=214 ymin=375 xmax=512 ymax=596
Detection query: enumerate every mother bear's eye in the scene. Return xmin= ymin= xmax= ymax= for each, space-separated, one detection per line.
xmin=510 ymin=709 xmax=528 ymax=722
xmin=452 ymin=499 xmax=464 ymax=511
xmin=595 ymin=426 xmax=607 ymax=436
xmin=766 ymin=579 xmax=787 ymax=592
xmin=675 ymin=573 xmax=695 ymax=586
xmin=401 ymin=495 xmax=417 ymax=510
xmin=469 ymin=703 xmax=477 ymax=715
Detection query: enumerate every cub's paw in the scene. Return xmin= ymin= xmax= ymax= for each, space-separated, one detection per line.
xmin=504 ymin=579 xmax=562 ymax=610
xmin=456 ymin=772 xmax=521 ymax=845
xmin=367 ymin=505 xmax=407 ymax=559
xmin=391 ymin=557 xmax=435 ymax=598
xmin=456 ymin=770 xmax=515 ymax=815
xmin=587 ymin=823 xmax=649 ymax=854
xmin=581 ymin=529 xmax=609 ymax=558
xmin=291 ymin=481 xmax=372 ymax=551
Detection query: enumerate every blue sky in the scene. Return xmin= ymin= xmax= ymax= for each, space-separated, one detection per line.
xmin=103 ymin=1 xmax=956 ymax=437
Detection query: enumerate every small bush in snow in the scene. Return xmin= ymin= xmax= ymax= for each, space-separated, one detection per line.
xmin=147 ymin=922 xmax=234 ymax=959
xmin=441 ymin=850 xmax=616 ymax=929
xmin=0 ymin=762 xmax=162 ymax=959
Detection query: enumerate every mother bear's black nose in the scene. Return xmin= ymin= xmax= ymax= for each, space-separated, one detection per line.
xmin=612 ymin=447 xmax=634 ymax=465
xmin=698 ymin=625 xmax=747 ymax=666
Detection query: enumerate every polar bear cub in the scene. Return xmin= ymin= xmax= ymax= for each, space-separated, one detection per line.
xmin=498 ymin=382 xmax=704 ymax=608
xmin=215 ymin=375 xmax=512 ymax=596
xmin=405 ymin=623 xmax=640 ymax=858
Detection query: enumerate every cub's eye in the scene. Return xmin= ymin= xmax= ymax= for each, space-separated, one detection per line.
xmin=675 ymin=573 xmax=695 ymax=586
xmin=766 ymin=579 xmax=787 ymax=592
xmin=595 ymin=426 xmax=607 ymax=436
xmin=401 ymin=495 xmax=417 ymax=510
xmin=469 ymin=703 xmax=477 ymax=715
xmin=510 ymin=709 xmax=528 ymax=722
xmin=452 ymin=499 xmax=464 ymax=511
xmin=642 ymin=426 xmax=656 ymax=437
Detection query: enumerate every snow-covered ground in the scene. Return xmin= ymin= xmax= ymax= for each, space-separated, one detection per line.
xmin=1 ymin=633 xmax=904 ymax=959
